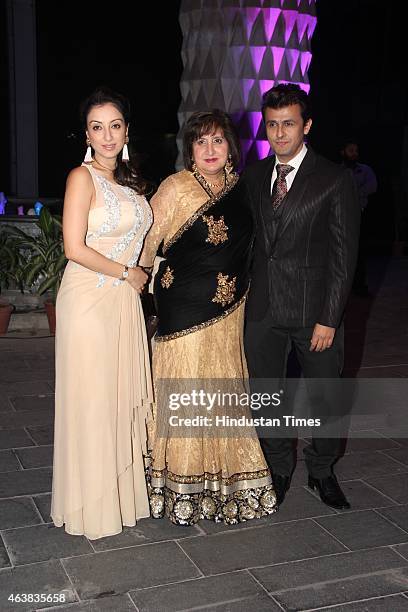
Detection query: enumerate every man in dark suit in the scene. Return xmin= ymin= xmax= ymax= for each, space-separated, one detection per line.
xmin=243 ymin=84 xmax=360 ymax=510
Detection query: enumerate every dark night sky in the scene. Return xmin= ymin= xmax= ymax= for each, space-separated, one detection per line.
xmin=309 ymin=0 xmax=407 ymax=245
xmin=309 ymin=1 xmax=406 ymax=168
xmin=35 ymin=0 xmax=183 ymax=194
xmin=1 ymin=0 xmax=407 ymax=245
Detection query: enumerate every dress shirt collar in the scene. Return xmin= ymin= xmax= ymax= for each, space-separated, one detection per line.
xmin=275 ymin=143 xmax=308 ymax=171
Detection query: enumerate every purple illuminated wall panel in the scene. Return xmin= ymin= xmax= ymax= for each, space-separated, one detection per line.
xmin=178 ymin=0 xmax=317 ymax=167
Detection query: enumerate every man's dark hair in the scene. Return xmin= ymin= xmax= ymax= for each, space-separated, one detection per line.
xmin=340 ymin=137 xmax=359 ymax=150
xmin=261 ymin=83 xmax=311 ymax=124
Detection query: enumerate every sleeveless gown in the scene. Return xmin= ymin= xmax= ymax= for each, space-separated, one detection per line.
xmin=51 ymin=165 xmax=153 ymax=539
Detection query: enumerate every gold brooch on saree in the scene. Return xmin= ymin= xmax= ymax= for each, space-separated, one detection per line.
xmin=212 ymin=272 xmax=236 ymax=307
xmin=202 ymin=215 xmax=229 ymax=245
xmin=161 ymin=266 xmax=174 ymax=289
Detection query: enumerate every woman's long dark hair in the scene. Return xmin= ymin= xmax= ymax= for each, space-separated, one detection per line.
xmin=80 ymin=87 xmax=150 ymax=195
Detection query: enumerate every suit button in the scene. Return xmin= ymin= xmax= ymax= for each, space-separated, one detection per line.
xmin=269 ymin=254 xmax=277 ymax=260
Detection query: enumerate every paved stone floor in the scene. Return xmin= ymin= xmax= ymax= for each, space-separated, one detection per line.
xmin=0 ymin=255 xmax=407 ymax=612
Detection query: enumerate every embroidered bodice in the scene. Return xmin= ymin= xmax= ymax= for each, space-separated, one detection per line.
xmin=83 ymin=165 xmax=152 ymax=286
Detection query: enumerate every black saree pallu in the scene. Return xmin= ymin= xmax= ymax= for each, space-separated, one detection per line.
xmin=154 ymin=176 xmax=255 ymax=341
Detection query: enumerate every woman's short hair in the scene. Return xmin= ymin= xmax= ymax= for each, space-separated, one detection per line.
xmin=182 ymin=109 xmax=241 ymax=170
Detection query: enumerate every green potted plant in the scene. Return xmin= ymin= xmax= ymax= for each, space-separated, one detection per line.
xmin=0 ymin=229 xmax=16 ymax=334
xmin=10 ymin=207 xmax=67 ymax=334
xmin=0 ymin=227 xmax=24 ymax=334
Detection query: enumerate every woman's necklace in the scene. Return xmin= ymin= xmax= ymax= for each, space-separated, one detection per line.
xmin=92 ymin=158 xmax=117 ymax=173
xmin=192 ymin=166 xmax=226 ymax=197
xmin=206 ymin=176 xmax=224 ymax=189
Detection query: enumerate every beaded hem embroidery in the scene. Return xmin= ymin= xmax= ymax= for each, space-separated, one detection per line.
xmin=147 ymin=468 xmax=277 ymax=526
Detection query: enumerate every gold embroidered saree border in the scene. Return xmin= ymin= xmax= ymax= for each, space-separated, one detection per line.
xmin=150 ymin=468 xmax=272 ymax=496
xmin=162 ymin=173 xmax=239 ymax=255
xmin=154 ymin=291 xmax=247 ymax=342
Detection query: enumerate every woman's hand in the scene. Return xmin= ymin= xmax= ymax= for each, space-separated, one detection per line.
xmin=126 ymin=267 xmax=148 ymax=293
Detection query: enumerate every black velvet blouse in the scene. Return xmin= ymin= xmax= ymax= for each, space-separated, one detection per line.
xmin=154 ymin=175 xmax=254 ymax=341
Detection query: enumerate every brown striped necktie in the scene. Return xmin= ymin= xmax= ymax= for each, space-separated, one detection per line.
xmin=271 ymin=163 xmax=294 ymax=209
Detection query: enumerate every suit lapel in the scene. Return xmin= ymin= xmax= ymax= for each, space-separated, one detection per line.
xmin=273 ymin=148 xmax=316 ymax=244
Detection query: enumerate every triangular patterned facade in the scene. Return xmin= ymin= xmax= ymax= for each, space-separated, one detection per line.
xmin=177 ymin=0 xmax=317 ymax=168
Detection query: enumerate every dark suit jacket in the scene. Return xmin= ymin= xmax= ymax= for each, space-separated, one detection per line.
xmin=243 ymin=147 xmax=360 ymax=328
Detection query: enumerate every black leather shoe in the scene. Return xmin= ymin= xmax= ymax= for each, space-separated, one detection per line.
xmin=308 ymin=474 xmax=351 ymax=509
xmin=273 ymin=474 xmax=290 ymax=506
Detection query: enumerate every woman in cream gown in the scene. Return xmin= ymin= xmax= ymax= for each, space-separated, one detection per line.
xmin=51 ymin=88 xmax=153 ymax=539
xmin=140 ymin=110 xmax=277 ymax=526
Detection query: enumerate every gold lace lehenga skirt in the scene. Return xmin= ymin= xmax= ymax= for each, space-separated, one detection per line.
xmin=148 ymin=301 xmax=277 ymax=525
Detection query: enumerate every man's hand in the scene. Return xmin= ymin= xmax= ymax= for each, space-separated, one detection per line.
xmin=310 ymin=323 xmax=336 ymax=352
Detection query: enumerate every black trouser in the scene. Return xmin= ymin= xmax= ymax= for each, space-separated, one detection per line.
xmin=245 ymin=315 xmax=345 ymax=479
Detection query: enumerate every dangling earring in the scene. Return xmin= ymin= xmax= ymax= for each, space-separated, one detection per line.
xmin=191 ymin=161 xmax=198 ymax=174
xmin=84 ymin=139 xmax=92 ymax=163
xmin=225 ymin=154 xmax=233 ymax=175
xmin=122 ymin=137 xmax=129 ymax=162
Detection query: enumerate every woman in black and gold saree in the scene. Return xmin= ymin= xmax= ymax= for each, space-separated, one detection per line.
xmin=140 ymin=110 xmax=277 ymax=525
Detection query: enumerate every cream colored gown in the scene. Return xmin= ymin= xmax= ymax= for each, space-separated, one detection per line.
xmin=51 ymin=165 xmax=153 ymax=539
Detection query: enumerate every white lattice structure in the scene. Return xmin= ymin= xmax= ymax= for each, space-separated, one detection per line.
xmin=177 ymin=0 xmax=317 ymax=167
